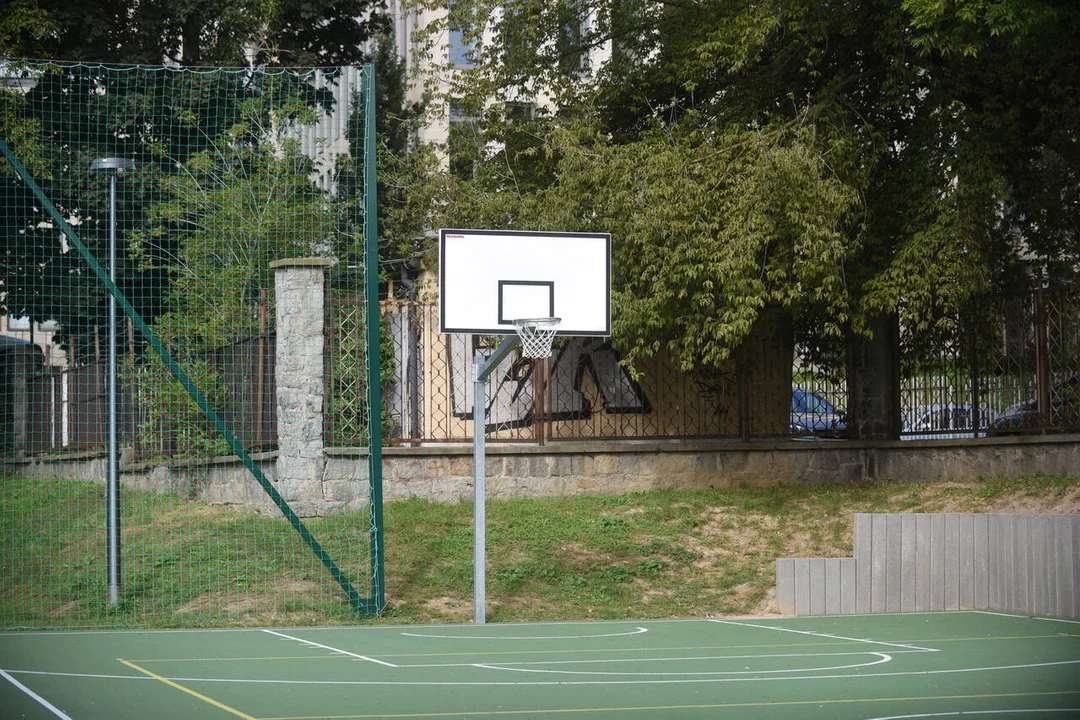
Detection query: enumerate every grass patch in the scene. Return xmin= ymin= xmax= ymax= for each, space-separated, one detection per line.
xmin=381 ymin=473 xmax=1080 ymax=623
xmin=0 ymin=478 xmax=374 ymax=629
xmin=2 ymin=474 xmax=1077 ymax=628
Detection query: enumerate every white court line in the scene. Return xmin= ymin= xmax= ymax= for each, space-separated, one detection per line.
xmin=0 ymin=619 xmax=662 ymax=638
xmin=764 ymin=611 xmax=968 ymax=620
xmin=260 ymin=630 xmax=397 ymax=667
xmin=6 ymin=669 xmax=149 ymax=681
xmin=401 ymin=627 xmax=648 ymax=640
xmin=0 ymin=668 xmax=74 ymax=720
xmin=973 ymin=610 xmax=1080 ymax=626
xmin=708 ymin=618 xmax=940 ymax=652
xmin=402 ymin=649 xmax=924 ymax=669
xmin=865 ymin=710 xmax=1080 ymax=720
xmin=146 ymin=657 xmax=1080 ymax=686
xmin=4 ymin=611 xmax=1066 ymax=637
xmin=472 ymin=652 xmax=893 ymax=676
xmin=14 ymin=657 xmax=1076 ymax=687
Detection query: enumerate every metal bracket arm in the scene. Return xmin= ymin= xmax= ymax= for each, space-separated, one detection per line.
xmin=474 ymin=335 xmax=519 ymax=384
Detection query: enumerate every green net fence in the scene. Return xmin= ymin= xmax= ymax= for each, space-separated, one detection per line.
xmin=0 ymin=61 xmax=384 ymax=628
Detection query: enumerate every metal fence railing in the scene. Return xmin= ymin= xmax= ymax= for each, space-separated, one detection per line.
xmin=899 ymin=288 xmax=1079 ymax=440
xmin=23 ymin=321 xmax=277 ymax=459
xmin=357 ymin=288 xmax=1078 ymax=445
xmin=13 ymin=287 xmax=1079 ymax=451
xmin=345 ymin=299 xmax=786 ymax=445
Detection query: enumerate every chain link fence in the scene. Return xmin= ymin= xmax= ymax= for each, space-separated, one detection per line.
xmin=1 ymin=61 xmax=383 ymax=628
xmin=351 ymin=288 xmax=1078 ymax=445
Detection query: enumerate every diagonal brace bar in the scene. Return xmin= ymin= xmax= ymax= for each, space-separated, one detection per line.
xmin=0 ymin=136 xmax=368 ymax=611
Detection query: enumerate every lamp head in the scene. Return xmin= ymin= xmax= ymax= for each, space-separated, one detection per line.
xmin=90 ymin=158 xmax=135 ymax=173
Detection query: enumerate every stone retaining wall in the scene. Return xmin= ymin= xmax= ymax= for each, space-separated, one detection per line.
xmin=377 ymin=436 xmax=1080 ymax=502
xmin=5 ymin=435 xmax=1078 ymax=516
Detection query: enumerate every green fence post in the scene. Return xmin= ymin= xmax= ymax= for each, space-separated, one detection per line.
xmin=363 ymin=64 xmax=386 ymax=615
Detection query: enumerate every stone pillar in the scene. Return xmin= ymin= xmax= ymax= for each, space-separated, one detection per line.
xmin=270 ymin=258 xmax=334 ymax=514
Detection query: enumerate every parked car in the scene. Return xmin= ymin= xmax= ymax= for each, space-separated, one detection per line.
xmin=791 ymin=389 xmax=846 ymax=436
xmin=989 ymin=374 xmax=1080 ymax=435
xmin=903 ymin=404 xmax=995 ymax=440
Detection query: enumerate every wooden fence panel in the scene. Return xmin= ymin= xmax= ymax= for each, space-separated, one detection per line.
xmin=777 ymin=513 xmax=1080 ymax=619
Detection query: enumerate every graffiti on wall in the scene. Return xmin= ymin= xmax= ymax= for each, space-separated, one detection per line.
xmin=446 ymin=335 xmax=651 ymax=430
xmin=381 ymin=306 xmax=652 ymax=439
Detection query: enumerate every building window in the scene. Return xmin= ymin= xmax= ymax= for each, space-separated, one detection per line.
xmin=555 ymin=3 xmax=587 ymax=74
xmin=448 ymin=1 xmax=476 ymax=67
xmin=449 ymin=100 xmax=481 ymax=178
xmin=4 ymin=316 xmax=58 ymax=332
xmin=449 ymin=29 xmax=476 ymax=66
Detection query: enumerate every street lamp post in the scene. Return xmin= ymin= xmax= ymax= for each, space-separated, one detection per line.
xmin=90 ymin=157 xmax=135 ymax=606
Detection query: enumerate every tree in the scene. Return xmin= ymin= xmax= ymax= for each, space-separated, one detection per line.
xmin=128 ymin=103 xmax=335 ymax=455
xmin=0 ymin=0 xmax=385 ymax=67
xmin=0 ymin=0 xmax=386 ymax=353
xmin=1 ymin=66 xmax=329 ymax=357
xmin=338 ymin=31 xmax=435 ymax=268
xmin=401 ymin=0 xmax=1079 ymax=436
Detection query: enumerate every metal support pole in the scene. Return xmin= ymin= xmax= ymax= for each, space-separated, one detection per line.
xmin=91 ymin=157 xmax=133 ymax=607
xmin=363 ymin=64 xmax=387 ymax=614
xmin=471 ymin=336 xmax=519 ymax=624
xmin=473 ymin=358 xmax=486 ymax=624
xmin=1035 ymin=287 xmax=1051 ymax=431
xmin=106 ymin=171 xmax=120 ymax=605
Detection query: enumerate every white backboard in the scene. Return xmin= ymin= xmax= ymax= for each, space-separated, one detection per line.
xmin=439 ymin=229 xmax=611 ymax=336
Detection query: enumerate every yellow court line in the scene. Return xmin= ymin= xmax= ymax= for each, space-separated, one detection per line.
xmin=118 ymin=658 xmax=258 ymax=720
xmin=261 ymin=690 xmax=1080 ymax=720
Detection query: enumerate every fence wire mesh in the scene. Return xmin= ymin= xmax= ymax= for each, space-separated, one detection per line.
xmin=1 ymin=61 xmax=382 ymax=628
xmin=362 ymin=291 xmax=1078 ymax=445
xmin=900 ymin=288 xmax=1080 ymax=439
xmin=3 ymin=63 xmax=1077 ymax=629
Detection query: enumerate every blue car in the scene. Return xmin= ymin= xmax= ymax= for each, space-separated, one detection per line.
xmin=791 ymin=389 xmax=847 ymax=436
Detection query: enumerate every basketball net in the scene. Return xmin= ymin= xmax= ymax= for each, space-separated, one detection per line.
xmin=513 ymin=317 xmax=561 ymax=359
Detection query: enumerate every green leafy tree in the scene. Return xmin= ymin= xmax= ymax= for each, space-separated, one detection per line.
xmin=0 ymin=0 xmax=385 ymax=351
xmin=338 ymin=32 xmax=434 ymax=267
xmin=129 ymin=98 xmax=337 ymax=455
xmin=134 ymin=112 xmax=335 ymax=352
xmin=0 ymin=65 xmax=339 ymax=360
xmin=0 ymin=0 xmax=385 ymax=67
xmin=401 ymin=0 xmax=1079 ymax=436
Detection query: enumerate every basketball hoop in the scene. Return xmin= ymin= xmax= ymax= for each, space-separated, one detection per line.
xmin=513 ymin=317 xmax=561 ymax=359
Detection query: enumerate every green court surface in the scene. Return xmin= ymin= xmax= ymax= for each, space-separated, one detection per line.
xmin=1 ymin=611 xmax=1078 ymax=719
